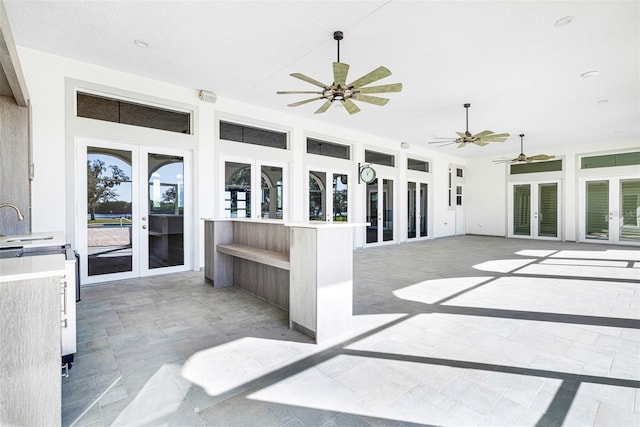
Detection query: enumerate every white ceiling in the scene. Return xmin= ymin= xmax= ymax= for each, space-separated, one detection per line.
xmin=3 ymin=0 xmax=639 ymax=158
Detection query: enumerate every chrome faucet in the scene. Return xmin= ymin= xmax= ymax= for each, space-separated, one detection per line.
xmin=0 ymin=203 xmax=25 ymax=221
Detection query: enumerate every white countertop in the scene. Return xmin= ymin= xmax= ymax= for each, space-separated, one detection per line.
xmin=201 ymin=218 xmax=369 ymax=229
xmin=0 ymin=231 xmax=66 ymax=248
xmin=0 ymin=253 xmax=66 ymax=283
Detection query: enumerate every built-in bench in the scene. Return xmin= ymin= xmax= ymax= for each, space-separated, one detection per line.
xmin=216 ymin=243 xmax=290 ymax=270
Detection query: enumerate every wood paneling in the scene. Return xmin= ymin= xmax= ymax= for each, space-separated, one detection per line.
xmin=0 ymin=95 xmax=29 ymax=235
xmin=0 ymin=275 xmax=62 ymax=425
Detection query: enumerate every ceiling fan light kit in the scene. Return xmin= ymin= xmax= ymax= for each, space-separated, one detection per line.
xmin=277 ymin=31 xmax=403 ymax=115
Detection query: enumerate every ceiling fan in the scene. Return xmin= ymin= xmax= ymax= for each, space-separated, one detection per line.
xmin=429 ymin=103 xmax=510 ymax=148
xmin=493 ymin=134 xmax=555 ymax=163
xmin=277 ymin=31 xmax=403 ymax=115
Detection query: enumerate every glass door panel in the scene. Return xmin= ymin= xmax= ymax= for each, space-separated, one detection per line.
xmin=366 ymin=179 xmax=378 ymax=243
xmin=620 ymin=179 xmax=640 ymax=242
xmin=382 ymin=179 xmax=394 ymax=241
xmin=513 ymin=184 xmax=531 ymax=236
xmin=261 ymin=166 xmax=283 ymax=219
xmin=420 ymin=183 xmax=428 ymax=237
xmin=147 ymin=153 xmax=184 ymax=269
xmin=586 ymin=181 xmax=609 ymax=240
xmin=225 ymin=162 xmax=251 ymax=218
xmin=87 ymin=147 xmax=134 ymax=276
xmin=332 ymin=174 xmax=348 ymax=222
xmin=538 ymin=183 xmax=558 ymax=238
xmin=408 ymin=182 xmax=416 ymax=239
xmin=309 ymin=171 xmax=326 ymax=221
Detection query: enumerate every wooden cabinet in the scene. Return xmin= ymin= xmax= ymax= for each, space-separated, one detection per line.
xmin=0 ymin=262 xmax=63 ymax=426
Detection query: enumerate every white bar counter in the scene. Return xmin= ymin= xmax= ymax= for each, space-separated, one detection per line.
xmin=202 ymin=219 xmax=366 ymax=343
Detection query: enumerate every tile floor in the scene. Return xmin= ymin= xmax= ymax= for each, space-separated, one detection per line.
xmin=62 ymin=236 xmax=640 ymax=426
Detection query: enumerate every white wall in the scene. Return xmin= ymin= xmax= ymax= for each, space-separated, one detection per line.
xmin=17 ymin=47 xmax=468 ymax=271
xmin=466 ymin=138 xmax=640 ymax=240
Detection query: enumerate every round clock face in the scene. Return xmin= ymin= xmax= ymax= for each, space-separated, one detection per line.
xmin=360 ymin=166 xmax=376 ymax=183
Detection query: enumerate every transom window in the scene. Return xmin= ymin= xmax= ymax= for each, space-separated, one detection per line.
xmin=511 ymin=160 xmax=563 ymax=174
xmin=365 ymin=149 xmax=395 ymax=167
xmin=407 ymin=158 xmax=429 ymax=172
xmin=76 ymin=92 xmax=191 ymax=134
xmin=307 ymin=138 xmax=351 ymax=160
xmin=581 ymin=152 xmax=640 ymax=169
xmin=220 ymin=121 xmax=287 ymax=149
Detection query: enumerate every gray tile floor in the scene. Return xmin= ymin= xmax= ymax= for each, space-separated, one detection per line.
xmin=62 ymin=236 xmax=640 ymax=426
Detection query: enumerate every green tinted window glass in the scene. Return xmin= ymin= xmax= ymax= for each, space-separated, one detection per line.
xmin=511 ymin=160 xmax=562 ymax=174
xmin=581 ymin=152 xmax=640 ymax=169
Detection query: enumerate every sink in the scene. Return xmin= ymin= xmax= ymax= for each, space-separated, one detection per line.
xmin=4 ymin=235 xmax=54 ymax=243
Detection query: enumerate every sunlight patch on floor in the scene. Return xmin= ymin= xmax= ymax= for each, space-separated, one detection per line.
xmin=110 ymin=364 xmax=184 ymax=426
xmin=393 ymin=276 xmax=493 ymax=304
xmin=181 ymin=314 xmax=406 ymax=397
xmin=247 ymin=354 xmax=561 ymax=426
xmin=515 ymin=249 xmax=558 ymax=257
xmin=551 ymin=249 xmax=640 ymax=261
xmin=472 ymin=258 xmax=537 ymax=273
xmin=442 ymin=276 xmax=640 ymax=319
xmin=517 ymin=263 xmax=640 ymax=280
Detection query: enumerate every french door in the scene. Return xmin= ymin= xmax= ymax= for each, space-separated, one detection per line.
xmin=407 ymin=181 xmax=428 ymax=240
xmin=508 ymin=181 xmax=560 ymax=239
xmin=366 ymin=177 xmax=395 ymax=244
xmin=580 ymin=177 xmax=640 ymax=244
xmin=308 ymin=170 xmax=350 ymax=222
xmin=80 ymin=141 xmax=192 ymax=284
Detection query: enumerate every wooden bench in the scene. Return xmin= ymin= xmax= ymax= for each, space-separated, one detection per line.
xmin=216 ymin=243 xmax=290 ymax=270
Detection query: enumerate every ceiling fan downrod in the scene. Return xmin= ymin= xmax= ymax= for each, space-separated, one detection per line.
xmin=334 ymin=31 xmax=343 ymax=63
xmin=464 ymin=103 xmax=471 ymax=136
xmin=519 ymin=134 xmax=525 ymax=156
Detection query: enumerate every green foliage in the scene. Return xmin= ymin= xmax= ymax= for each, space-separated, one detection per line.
xmin=87 ymin=159 xmax=130 ymax=221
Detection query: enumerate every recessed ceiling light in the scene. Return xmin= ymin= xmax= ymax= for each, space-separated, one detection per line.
xmin=597 ymin=99 xmax=609 ymax=104
xmin=554 ymin=16 xmax=573 ymax=27
xmin=581 ymin=70 xmax=599 ymax=79
xmin=133 ymin=39 xmax=149 ymax=48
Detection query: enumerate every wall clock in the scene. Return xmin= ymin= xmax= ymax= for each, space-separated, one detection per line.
xmin=359 ymin=165 xmax=376 ymax=184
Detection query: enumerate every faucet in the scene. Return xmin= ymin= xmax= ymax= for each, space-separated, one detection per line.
xmin=0 ymin=203 xmax=25 ymax=221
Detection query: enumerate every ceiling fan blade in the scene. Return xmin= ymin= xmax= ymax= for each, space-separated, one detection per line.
xmin=481 ymin=137 xmax=509 ymax=143
xmin=348 ymin=66 xmax=392 ymax=89
xmin=487 ymin=132 xmax=510 ymax=139
xmin=455 ymin=131 xmax=467 ymax=139
xmin=357 ymin=83 xmax=403 ymax=94
xmin=473 ymin=130 xmax=494 ymax=139
xmin=472 ymin=140 xmax=489 ymax=147
xmin=277 ymin=90 xmax=323 ymax=95
xmin=290 ymin=73 xmax=328 ymax=89
xmin=492 ymin=158 xmax=513 ymax=163
xmin=457 ymin=142 xmax=468 ymax=148
xmin=314 ymin=100 xmax=333 ymax=114
xmin=333 ymin=62 xmax=350 ymax=86
xmin=529 ymin=154 xmax=556 ymax=161
xmin=353 ymin=94 xmax=389 ymax=106
xmin=287 ymin=97 xmax=323 ymax=107
xmin=341 ymin=99 xmax=361 ymax=115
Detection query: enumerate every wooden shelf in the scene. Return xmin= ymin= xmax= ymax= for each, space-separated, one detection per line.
xmin=217 ymin=243 xmax=290 ymax=270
